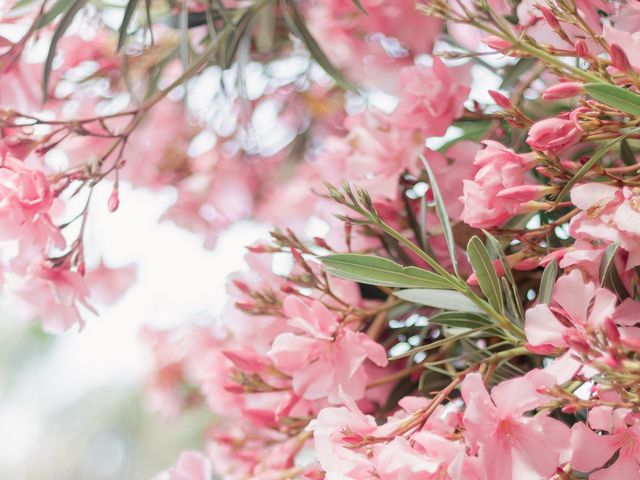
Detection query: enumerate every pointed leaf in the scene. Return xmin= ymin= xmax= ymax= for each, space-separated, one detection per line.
xmin=321 ymin=254 xmax=451 ymax=289
xmin=599 ymin=242 xmax=629 ymax=300
xmin=538 ymin=260 xmax=558 ymax=304
xmin=420 ymin=153 xmax=459 ymax=276
xmin=467 ymin=236 xmax=503 ymax=313
xmin=621 ymin=139 xmax=636 ymax=166
xmin=117 ymin=0 xmax=139 ymax=51
xmin=43 ymin=0 xmax=87 ymax=101
xmin=584 ymin=83 xmax=640 ymax=117
xmin=394 ymin=289 xmax=484 ymax=313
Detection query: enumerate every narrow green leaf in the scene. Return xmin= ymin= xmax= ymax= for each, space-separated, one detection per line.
xmin=599 ymin=242 xmax=629 ymax=300
xmin=280 ymin=0 xmax=356 ymax=92
xmin=467 ymin=236 xmax=503 ymax=313
xmin=500 ymin=57 xmax=538 ymax=89
xmin=321 ymin=254 xmax=451 ymax=289
xmin=585 ymin=83 xmax=640 ymax=117
xmin=419 ymin=153 xmax=459 ymax=276
xmin=554 ymin=133 xmax=635 ymax=206
xmin=117 ymin=0 xmax=139 ymax=51
xmin=437 ymin=120 xmax=491 ymax=153
xmin=35 ymin=0 xmax=73 ymax=28
xmin=621 ymin=139 xmax=636 ymax=166
xmin=43 ymin=0 xmax=87 ymax=101
xmin=394 ymin=289 xmax=484 ymax=313
xmin=350 ymin=0 xmax=368 ymax=15
xmin=391 ymin=325 xmax=493 ymax=359
xmin=538 ymin=260 xmax=558 ymax=304
xmin=220 ymin=9 xmax=254 ymax=69
xmin=428 ymin=311 xmax=493 ymax=330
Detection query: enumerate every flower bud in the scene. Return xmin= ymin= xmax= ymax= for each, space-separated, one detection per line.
xmin=483 ymin=36 xmax=512 ymax=52
xmin=497 ymin=185 xmax=556 ymax=202
xmin=610 ymin=43 xmax=634 ymax=74
xmin=575 ymin=39 xmax=589 ymax=58
xmin=489 ymin=90 xmax=512 ymax=110
xmin=563 ymin=332 xmax=591 ymax=355
xmin=541 ymin=82 xmax=584 ymax=100
xmin=540 ymin=6 xmax=560 ymax=29
xmin=108 ymin=187 xmax=119 ymax=212
xmin=603 ymin=317 xmax=620 ymax=344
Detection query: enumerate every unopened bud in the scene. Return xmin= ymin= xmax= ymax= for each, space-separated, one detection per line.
xmin=497 ymin=185 xmax=556 ymax=202
xmin=540 ymin=6 xmax=560 ymax=29
xmin=561 ymin=404 xmax=577 ymax=414
xmin=603 ymin=317 xmax=620 ymax=344
xmin=483 ymin=36 xmax=512 ymax=52
xmin=575 ymin=39 xmax=589 ymax=58
xmin=610 ymin=44 xmax=634 ymax=74
xmin=563 ymin=332 xmax=591 ymax=355
xmin=489 ymin=90 xmax=512 ymax=110
xmin=541 ymin=82 xmax=584 ymax=100
xmin=108 ymin=188 xmax=119 ymax=212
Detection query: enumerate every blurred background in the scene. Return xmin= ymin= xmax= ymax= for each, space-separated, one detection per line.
xmin=0 ymin=183 xmax=267 ymax=479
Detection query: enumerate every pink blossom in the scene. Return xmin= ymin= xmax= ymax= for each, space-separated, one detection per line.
xmin=461 ymin=371 xmax=570 ymax=480
xmin=571 ymin=415 xmax=640 ymax=478
xmin=541 ymin=81 xmax=584 ymax=100
xmin=268 ymin=295 xmax=387 ymax=403
xmin=85 ymin=262 xmax=137 ymax=304
xmin=460 ymin=140 xmax=536 ymax=228
xmin=154 ymin=451 xmax=212 ymax=480
xmin=392 ymin=59 xmax=471 ymax=136
xmin=525 ymin=269 xmax=617 ymax=349
xmin=527 ymin=116 xmax=581 ymax=152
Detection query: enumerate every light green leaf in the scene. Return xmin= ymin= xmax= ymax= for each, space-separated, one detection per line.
xmin=394 ymin=289 xmax=484 ymax=313
xmin=117 ymin=0 xmax=140 ymax=51
xmin=599 ymin=242 xmax=629 ymax=300
xmin=419 ymin=153 xmax=459 ymax=276
xmin=467 ymin=236 xmax=503 ymax=313
xmin=437 ymin=120 xmax=491 ymax=153
xmin=538 ymin=260 xmax=557 ymax=304
xmin=621 ymin=138 xmax=636 ymax=166
xmin=320 ymin=254 xmax=451 ymax=289
xmin=43 ymin=0 xmax=87 ymax=101
xmin=280 ymin=0 xmax=356 ymax=92
xmin=35 ymin=0 xmax=73 ymax=28
xmin=585 ymin=83 xmax=640 ymax=117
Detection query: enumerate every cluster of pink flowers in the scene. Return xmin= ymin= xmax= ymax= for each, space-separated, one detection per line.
xmin=6 ymin=0 xmax=640 ymax=479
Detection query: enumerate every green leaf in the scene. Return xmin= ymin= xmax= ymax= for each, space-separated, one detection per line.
xmin=584 ymin=83 xmax=640 ymax=117
xmin=437 ymin=120 xmax=490 ymax=153
xmin=554 ymin=132 xmax=635 ymax=206
xmin=117 ymin=0 xmax=140 ymax=51
xmin=428 ymin=311 xmax=493 ymax=329
xmin=467 ymin=236 xmax=503 ymax=313
xmin=280 ymin=0 xmax=356 ymax=92
xmin=220 ymin=8 xmax=254 ymax=69
xmin=35 ymin=0 xmax=73 ymax=28
xmin=538 ymin=260 xmax=558 ymax=304
xmin=621 ymin=139 xmax=636 ymax=166
xmin=500 ymin=57 xmax=538 ymax=89
xmin=350 ymin=0 xmax=368 ymax=15
xmin=43 ymin=0 xmax=87 ymax=101
xmin=394 ymin=289 xmax=484 ymax=313
xmin=419 ymin=153 xmax=459 ymax=276
xmin=320 ymin=254 xmax=451 ymax=289
xmin=599 ymin=242 xmax=629 ymax=300
xmin=390 ymin=325 xmax=493 ymax=359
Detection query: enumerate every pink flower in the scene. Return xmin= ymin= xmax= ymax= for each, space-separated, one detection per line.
xmin=525 ymin=270 xmax=617 ymax=349
xmin=392 ymin=59 xmax=471 ymax=136
xmin=154 ymin=451 xmax=212 ymax=480
xmin=571 ymin=416 xmax=640 ymax=478
xmin=268 ymin=296 xmax=387 ymax=403
xmin=0 ymin=157 xmax=54 ymax=239
xmin=461 ymin=371 xmax=570 ymax=480
xmin=85 ymin=262 xmax=137 ymax=304
xmin=527 ymin=116 xmax=581 ymax=152
xmin=460 ymin=140 xmax=536 ymax=228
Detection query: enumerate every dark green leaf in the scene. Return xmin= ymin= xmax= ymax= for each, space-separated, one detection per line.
xmin=280 ymin=0 xmax=356 ymax=92
xmin=43 ymin=0 xmax=87 ymax=101
xmin=394 ymin=289 xmax=484 ymax=313
xmin=420 ymin=153 xmax=459 ymax=276
xmin=621 ymin=139 xmax=636 ymax=166
xmin=117 ymin=0 xmax=139 ymax=51
xmin=554 ymin=133 xmax=635 ymax=206
xmin=350 ymin=0 xmax=368 ymax=15
xmin=320 ymin=254 xmax=451 ymax=289
xmin=599 ymin=242 xmax=629 ymax=300
xmin=35 ymin=0 xmax=73 ymax=28
xmin=467 ymin=236 xmax=503 ymax=313
xmin=538 ymin=259 xmax=558 ymax=304
xmin=428 ymin=311 xmax=493 ymax=329
xmin=585 ymin=83 xmax=640 ymax=117
xmin=437 ymin=120 xmax=491 ymax=153
xmin=500 ymin=57 xmax=538 ymax=89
